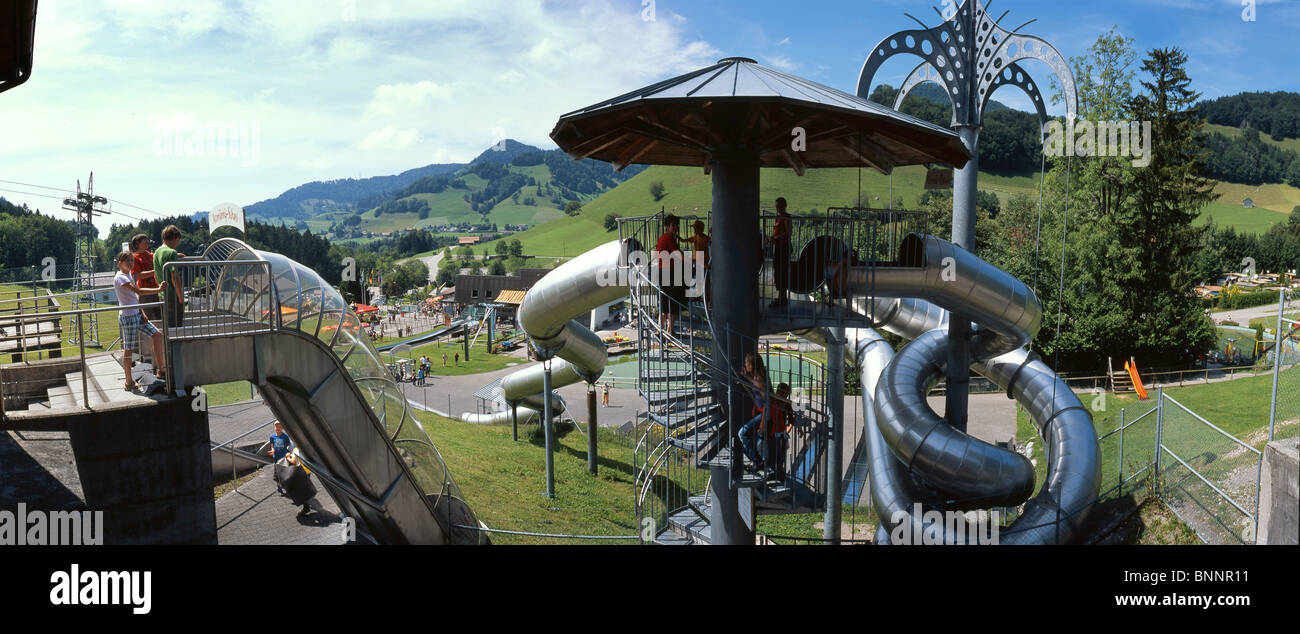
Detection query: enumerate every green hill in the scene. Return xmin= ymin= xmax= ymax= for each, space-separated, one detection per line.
xmin=308 ymin=142 xmax=645 ymax=242
xmin=477 ymin=159 xmax=1300 ymax=259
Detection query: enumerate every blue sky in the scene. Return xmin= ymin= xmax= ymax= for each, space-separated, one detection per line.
xmin=0 ymin=0 xmax=1296 ymax=232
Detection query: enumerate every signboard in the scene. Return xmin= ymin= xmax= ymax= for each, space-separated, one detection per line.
xmin=210 ymin=202 xmax=246 ymax=234
xmin=923 ymin=167 xmax=953 ymax=190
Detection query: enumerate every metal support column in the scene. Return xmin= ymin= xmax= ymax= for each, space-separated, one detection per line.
xmin=511 ymin=403 xmax=518 ymax=442
xmin=1268 ymin=288 xmax=1284 ymax=441
xmin=542 ymin=360 xmax=555 ymax=498
xmin=945 ymin=124 xmax=981 ymax=433
xmin=587 ymin=385 xmax=598 ymax=475
xmin=823 ymin=327 xmax=846 ymax=544
xmin=708 ymin=152 xmax=761 ymax=545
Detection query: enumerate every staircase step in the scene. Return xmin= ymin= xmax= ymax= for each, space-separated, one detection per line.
xmin=667 ymin=506 xmax=711 ymax=545
xmin=653 ymin=531 xmax=694 ymax=545
xmin=650 ymin=403 xmax=720 ymax=429
xmin=688 ymin=495 xmax=711 ymax=521
xmin=646 ymin=388 xmax=715 ymax=408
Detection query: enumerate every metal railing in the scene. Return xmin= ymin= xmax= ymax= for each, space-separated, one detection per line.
xmin=620 ymin=212 xmax=834 ymax=542
xmin=0 ymin=299 xmax=163 ymax=418
xmin=758 ymin=208 xmax=927 ymax=327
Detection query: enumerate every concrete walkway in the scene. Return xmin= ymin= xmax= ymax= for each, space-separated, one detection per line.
xmin=215 ymin=465 xmax=347 ymax=545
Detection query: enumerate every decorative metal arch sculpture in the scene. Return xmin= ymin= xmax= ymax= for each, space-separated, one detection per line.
xmin=856 ymin=0 xmax=1077 ymax=128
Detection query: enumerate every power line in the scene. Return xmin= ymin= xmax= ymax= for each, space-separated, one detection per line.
xmin=0 ymin=178 xmax=174 ymax=219
xmin=0 ymin=186 xmax=150 ymax=224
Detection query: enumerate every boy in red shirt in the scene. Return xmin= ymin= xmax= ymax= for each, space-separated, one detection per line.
xmin=653 ymin=214 xmax=685 ymax=334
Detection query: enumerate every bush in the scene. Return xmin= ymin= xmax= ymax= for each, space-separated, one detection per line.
xmin=1217 ymin=289 xmax=1280 ymax=310
xmin=650 ymin=181 xmax=666 ymax=201
xmin=604 ymin=213 xmax=620 ymax=232
xmin=564 ymin=201 xmax=583 ymax=216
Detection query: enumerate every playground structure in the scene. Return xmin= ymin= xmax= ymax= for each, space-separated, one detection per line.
xmin=160 ymin=239 xmax=486 ymax=544
xmin=465 ymin=6 xmax=1102 ymax=543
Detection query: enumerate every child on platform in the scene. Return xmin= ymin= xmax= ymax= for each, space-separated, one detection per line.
xmin=114 ymin=251 xmax=167 ymax=391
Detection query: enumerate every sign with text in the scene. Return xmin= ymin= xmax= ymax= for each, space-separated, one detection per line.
xmin=210 ymin=202 xmax=245 ymax=234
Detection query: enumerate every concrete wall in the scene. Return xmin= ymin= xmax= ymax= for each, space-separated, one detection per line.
xmin=66 ymin=397 xmax=216 ymax=545
xmin=1258 ymin=437 xmax=1298 ymax=545
xmin=1 ymin=354 xmax=85 ymax=410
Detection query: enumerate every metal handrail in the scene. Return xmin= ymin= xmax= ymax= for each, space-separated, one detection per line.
xmin=209 ymin=418 xmax=278 ymax=453
xmin=1 ymin=300 xmax=166 ymax=417
xmin=0 ymin=285 xmax=116 ymax=305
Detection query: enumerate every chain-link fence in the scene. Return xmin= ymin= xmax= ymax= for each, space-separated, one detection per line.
xmin=1266 ymin=288 xmax=1300 ymax=443
xmin=1157 ymin=392 xmax=1263 ymax=544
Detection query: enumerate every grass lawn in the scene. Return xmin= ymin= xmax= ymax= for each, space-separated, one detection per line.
xmin=1 ymin=283 xmax=126 ymax=362
xmin=418 ymin=412 xmax=644 ymax=544
xmin=388 ymin=338 xmax=523 ymax=376
xmin=1248 ymin=311 xmax=1300 ymax=330
xmin=1015 ymin=366 xmax=1297 ymax=542
xmin=203 ymin=380 xmax=258 ymax=407
xmin=756 ymin=504 xmax=877 ymax=543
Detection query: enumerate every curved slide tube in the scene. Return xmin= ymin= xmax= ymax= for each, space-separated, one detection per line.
xmin=830 ymin=234 xmax=1099 ymax=544
xmin=462 ymin=240 xmax=628 ymax=424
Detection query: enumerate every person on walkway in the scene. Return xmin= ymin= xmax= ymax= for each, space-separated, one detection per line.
xmin=685 ymin=219 xmax=711 ymax=301
xmin=737 ymin=352 xmax=771 ymax=471
xmin=442 ymin=352 xmax=448 ymax=367
xmin=602 ymin=382 xmax=610 ymax=407
xmin=768 ymin=198 xmax=792 ymax=308
xmin=153 ymin=225 xmax=187 ymax=328
xmin=114 ymin=251 xmax=167 ymax=391
xmin=764 ymin=382 xmax=793 ymax=481
xmin=654 ymin=214 xmax=686 ymax=334
xmin=267 ymin=422 xmax=294 ymax=495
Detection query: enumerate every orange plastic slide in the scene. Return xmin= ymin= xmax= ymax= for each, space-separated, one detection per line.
xmin=1125 ymin=359 xmax=1149 ymax=400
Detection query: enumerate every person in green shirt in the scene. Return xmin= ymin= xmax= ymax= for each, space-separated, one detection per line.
xmin=152 ymin=224 xmax=187 ymax=328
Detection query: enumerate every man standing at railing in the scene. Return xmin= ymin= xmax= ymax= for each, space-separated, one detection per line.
xmin=654 ymin=214 xmax=685 ymax=334
xmin=768 ymin=198 xmax=792 ymax=309
xmin=153 ymin=225 xmax=187 ymax=328
xmin=114 ymin=251 xmax=167 ymax=391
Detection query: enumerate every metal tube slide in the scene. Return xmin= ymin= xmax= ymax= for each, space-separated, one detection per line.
xmin=852 ymin=293 xmax=1100 ymax=543
xmin=462 ymin=240 xmax=628 ymax=424
xmin=846 ymin=234 xmax=1041 ymax=359
xmin=873 ymin=329 xmax=1036 ymax=507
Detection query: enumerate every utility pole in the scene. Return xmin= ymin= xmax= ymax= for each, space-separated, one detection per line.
xmin=62 ymin=173 xmax=111 ymax=346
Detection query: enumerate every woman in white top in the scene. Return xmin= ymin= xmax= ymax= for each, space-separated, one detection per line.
xmin=114 ymin=251 xmax=167 ymax=391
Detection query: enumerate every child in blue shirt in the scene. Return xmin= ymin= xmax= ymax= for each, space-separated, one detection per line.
xmin=267 ymin=422 xmax=293 ymax=495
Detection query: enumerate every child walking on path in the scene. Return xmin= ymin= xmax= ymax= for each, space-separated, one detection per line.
xmin=114 ymin=251 xmax=167 ymax=391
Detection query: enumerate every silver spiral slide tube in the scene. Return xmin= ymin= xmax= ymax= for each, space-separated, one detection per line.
xmin=462 ymin=240 xmax=628 ymax=424
xmin=838 ymin=235 xmax=1099 ymax=543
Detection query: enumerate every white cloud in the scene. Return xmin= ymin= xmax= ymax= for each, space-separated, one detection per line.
xmin=359 ymin=125 xmax=424 ymax=150
xmin=2 ymin=0 xmax=720 ymax=231
xmin=777 ymin=36 xmax=791 ymax=46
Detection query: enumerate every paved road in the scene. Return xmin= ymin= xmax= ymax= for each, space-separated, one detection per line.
xmin=1214 ymin=299 xmax=1288 ymax=326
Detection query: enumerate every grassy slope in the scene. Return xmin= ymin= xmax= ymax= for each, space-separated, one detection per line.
xmin=1205 ymin=123 xmax=1300 ymax=155
xmin=479 ymin=157 xmax=1300 ymax=259
xmin=421 ymin=413 xmax=645 ymax=544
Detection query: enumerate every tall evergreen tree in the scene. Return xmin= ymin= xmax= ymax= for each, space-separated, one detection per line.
xmin=1123 ymin=47 xmax=1219 ymax=366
